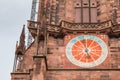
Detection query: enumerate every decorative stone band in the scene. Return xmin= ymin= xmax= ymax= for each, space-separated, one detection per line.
xmin=27 ymin=20 xmax=120 ymax=34
xmin=61 ymin=20 xmax=112 ymax=30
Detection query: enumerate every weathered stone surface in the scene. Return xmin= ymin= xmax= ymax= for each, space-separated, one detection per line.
xmin=11 ymin=0 xmax=120 ymax=80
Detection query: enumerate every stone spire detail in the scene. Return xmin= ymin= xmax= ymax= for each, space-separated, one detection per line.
xmin=19 ymin=25 xmax=25 ymax=52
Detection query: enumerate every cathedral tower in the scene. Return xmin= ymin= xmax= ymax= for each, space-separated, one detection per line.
xmin=11 ymin=0 xmax=120 ymax=80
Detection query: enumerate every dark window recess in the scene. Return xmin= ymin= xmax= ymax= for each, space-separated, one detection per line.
xmin=75 ymin=3 xmax=81 ymax=8
xmin=83 ymin=3 xmax=89 ymax=6
xmin=76 ymin=3 xmax=80 ymax=6
xmin=92 ymin=3 xmax=95 ymax=5
xmin=39 ymin=35 xmax=44 ymax=41
xmin=84 ymin=3 xmax=88 ymax=5
xmin=53 ymin=34 xmax=65 ymax=39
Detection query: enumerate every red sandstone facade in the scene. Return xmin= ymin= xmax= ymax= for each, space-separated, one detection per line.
xmin=11 ymin=0 xmax=120 ymax=80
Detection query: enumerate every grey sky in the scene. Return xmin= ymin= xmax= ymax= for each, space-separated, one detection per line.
xmin=0 ymin=0 xmax=32 ymax=79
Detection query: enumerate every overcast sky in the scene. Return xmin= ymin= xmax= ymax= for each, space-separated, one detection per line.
xmin=0 ymin=0 xmax=32 ymax=79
